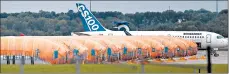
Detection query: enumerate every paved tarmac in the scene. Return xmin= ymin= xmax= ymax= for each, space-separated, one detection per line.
xmin=162 ymin=50 xmax=228 ymax=64
xmin=0 ymin=56 xmax=49 ymax=64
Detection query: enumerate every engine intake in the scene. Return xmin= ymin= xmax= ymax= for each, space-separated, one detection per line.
xmin=113 ymin=21 xmax=130 ymax=31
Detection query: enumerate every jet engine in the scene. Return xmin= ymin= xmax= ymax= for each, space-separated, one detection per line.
xmin=113 ymin=21 xmax=130 ymax=31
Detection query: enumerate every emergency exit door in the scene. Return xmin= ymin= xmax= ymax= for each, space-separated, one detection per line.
xmin=206 ymin=34 xmax=211 ymax=43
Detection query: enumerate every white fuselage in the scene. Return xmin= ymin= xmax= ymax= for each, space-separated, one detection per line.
xmin=73 ymin=31 xmax=228 ymax=50
xmin=73 ymin=3 xmax=228 ymax=51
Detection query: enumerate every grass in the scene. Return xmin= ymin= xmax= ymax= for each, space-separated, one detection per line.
xmin=0 ymin=64 xmax=228 ymax=73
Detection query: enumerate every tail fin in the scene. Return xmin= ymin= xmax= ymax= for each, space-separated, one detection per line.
xmin=76 ymin=3 xmax=108 ymax=31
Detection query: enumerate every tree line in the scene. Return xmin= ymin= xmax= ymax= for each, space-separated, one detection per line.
xmin=0 ymin=9 xmax=228 ymax=37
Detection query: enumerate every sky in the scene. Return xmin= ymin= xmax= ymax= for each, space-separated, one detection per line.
xmin=1 ymin=1 xmax=228 ymax=14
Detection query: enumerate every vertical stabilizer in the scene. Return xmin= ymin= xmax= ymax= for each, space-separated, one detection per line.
xmin=76 ymin=3 xmax=108 ymax=31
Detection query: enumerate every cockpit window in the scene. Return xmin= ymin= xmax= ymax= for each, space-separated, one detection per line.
xmin=217 ymin=36 xmax=224 ymax=39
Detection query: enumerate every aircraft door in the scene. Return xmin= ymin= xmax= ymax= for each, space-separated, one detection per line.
xmin=196 ymin=42 xmax=201 ymax=48
xmin=206 ymin=34 xmax=211 ymax=43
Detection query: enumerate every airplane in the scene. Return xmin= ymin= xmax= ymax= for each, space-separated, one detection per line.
xmin=71 ymin=3 xmax=228 ymax=57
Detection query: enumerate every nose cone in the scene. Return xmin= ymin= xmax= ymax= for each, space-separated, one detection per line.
xmin=225 ymin=38 xmax=228 ymax=46
xmin=222 ymin=38 xmax=228 ymax=47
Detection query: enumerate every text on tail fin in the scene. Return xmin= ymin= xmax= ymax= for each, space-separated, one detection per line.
xmin=76 ymin=3 xmax=107 ymax=31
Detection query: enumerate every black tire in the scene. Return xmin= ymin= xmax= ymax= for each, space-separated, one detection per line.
xmin=214 ymin=54 xmax=219 ymax=57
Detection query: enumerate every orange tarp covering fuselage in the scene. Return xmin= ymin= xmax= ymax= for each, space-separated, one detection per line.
xmin=0 ymin=36 xmax=198 ymax=64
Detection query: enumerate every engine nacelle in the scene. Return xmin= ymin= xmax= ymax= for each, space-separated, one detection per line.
xmin=113 ymin=21 xmax=130 ymax=31
xmin=117 ymin=25 xmax=130 ymax=31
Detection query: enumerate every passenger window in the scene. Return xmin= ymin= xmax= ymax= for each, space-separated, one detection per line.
xmin=99 ymin=34 xmax=103 ymax=36
xmin=108 ymin=33 xmax=113 ymax=36
xmin=202 ymin=36 xmax=204 ymax=38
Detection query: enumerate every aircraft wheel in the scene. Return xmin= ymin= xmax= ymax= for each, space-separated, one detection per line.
xmin=210 ymin=53 xmax=214 ymax=55
xmin=214 ymin=53 xmax=219 ymax=57
xmin=211 ymin=49 xmax=217 ymax=55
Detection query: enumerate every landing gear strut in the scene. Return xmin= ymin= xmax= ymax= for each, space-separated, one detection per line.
xmin=211 ymin=48 xmax=219 ymax=57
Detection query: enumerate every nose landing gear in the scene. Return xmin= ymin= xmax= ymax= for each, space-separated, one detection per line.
xmin=211 ymin=48 xmax=219 ymax=57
